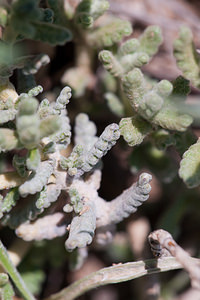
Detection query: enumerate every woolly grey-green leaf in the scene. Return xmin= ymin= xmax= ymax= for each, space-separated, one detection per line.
xmin=27 ymin=85 xmax=43 ymax=97
xmin=179 ymin=139 xmax=200 ymax=188
xmin=31 ymin=21 xmax=72 ymax=45
xmin=155 ymin=80 xmax=173 ymax=98
xmin=139 ymin=91 xmax=164 ymax=119
xmin=0 ymin=81 xmax=18 ymax=108
xmin=16 ymin=114 xmax=40 ymax=149
xmin=120 ymin=52 xmax=150 ymax=73
xmin=50 ymin=114 xmax=71 ymax=149
xmin=19 ymin=160 xmax=55 ymax=197
xmin=119 ymin=116 xmax=152 ymax=147
xmin=11 ymin=0 xmax=72 ymax=45
xmin=108 ymin=173 xmax=152 ymax=224
xmin=1 ymin=188 xmax=19 ymax=215
xmin=54 ymin=86 xmax=72 ymax=112
xmin=171 ymin=76 xmax=190 ymax=100
xmin=34 ymin=186 xmax=47 ymax=210
xmin=0 ymin=129 xmax=19 ymax=152
xmin=75 ymin=0 xmax=109 ymax=29
xmin=174 ymin=130 xmax=197 ymax=156
xmin=39 ymin=115 xmax=61 ymax=139
xmin=98 ymin=50 xmax=123 ymax=78
xmin=1 ymin=194 xmax=42 ymax=229
xmin=118 ymin=38 xmax=140 ymax=56
xmin=65 ymin=200 xmax=96 ymax=251
xmin=0 ymin=281 xmax=15 ymax=299
xmin=122 ymin=68 xmax=146 ymax=111
xmin=17 ymin=97 xmax=39 ymax=116
xmin=0 ymin=273 xmax=8 ymax=287
xmin=139 ymin=25 xmax=163 ymax=57
xmin=60 ymin=145 xmax=84 ymax=174
xmin=47 ymin=0 xmax=68 ymax=25
xmin=38 ymin=99 xmax=52 ymax=119
xmin=152 ymin=100 xmax=193 ymax=131
xmin=74 ymin=113 xmax=97 ymax=149
xmin=35 ymin=185 xmax=61 ymax=209
xmin=16 ymin=96 xmax=41 ymax=148
xmin=104 ymin=92 xmax=124 ymax=117
xmin=42 ymin=141 xmax=56 ymax=154
xmin=122 ymin=69 xmax=173 ymax=118
xmin=88 ymin=18 xmax=132 ymax=48
xmin=0 ymin=109 xmax=17 ymax=124
xmin=68 ymin=188 xmax=83 ymax=214
xmin=26 ymin=148 xmax=40 ymax=171
xmin=23 ymin=54 xmax=50 ymax=75
xmin=40 ymin=8 xmax=54 ymax=23
xmin=13 ymin=155 xmax=27 ymax=177
xmin=122 ymin=68 xmax=192 ymax=131
xmin=173 ymin=26 xmax=200 ymax=89
xmin=77 ymin=123 xmax=120 ymax=176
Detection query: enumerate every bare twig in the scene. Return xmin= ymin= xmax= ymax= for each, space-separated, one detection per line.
xmin=44 ymin=257 xmax=200 ymax=300
xmin=148 ymin=229 xmax=200 ymax=290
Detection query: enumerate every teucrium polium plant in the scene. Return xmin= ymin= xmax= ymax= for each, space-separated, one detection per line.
xmin=0 ymin=0 xmax=199 ymax=299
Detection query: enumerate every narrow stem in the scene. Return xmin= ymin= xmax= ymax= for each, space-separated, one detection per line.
xmin=0 ymin=238 xmax=32 ymax=272
xmin=0 ymin=240 xmax=35 ymax=300
xmin=75 ymin=39 xmax=93 ymax=70
xmin=44 ymin=257 xmax=200 ymax=300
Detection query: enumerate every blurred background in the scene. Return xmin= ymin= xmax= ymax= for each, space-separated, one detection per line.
xmin=1 ymin=0 xmax=200 ymax=299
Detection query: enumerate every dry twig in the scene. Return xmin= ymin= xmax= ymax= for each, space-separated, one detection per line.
xmin=44 ymin=256 xmax=200 ymax=300
xmin=148 ymin=229 xmax=200 ymax=290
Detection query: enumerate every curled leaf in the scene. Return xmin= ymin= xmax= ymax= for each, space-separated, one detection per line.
xmin=119 ymin=116 xmax=152 ymax=147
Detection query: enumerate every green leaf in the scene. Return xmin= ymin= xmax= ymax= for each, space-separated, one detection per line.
xmin=0 ymin=273 xmax=8 ymax=287
xmin=171 ymin=76 xmax=190 ymax=99
xmin=75 ymin=0 xmax=109 ymax=29
xmin=26 ymin=148 xmax=41 ymax=171
xmin=152 ymin=100 xmax=193 ymax=132
xmin=104 ymin=92 xmax=124 ymax=117
xmin=88 ymin=18 xmax=132 ymax=48
xmin=0 ymin=281 xmax=15 ymax=300
xmin=179 ymin=139 xmax=200 ymax=188
xmin=139 ymin=25 xmax=163 ymax=57
xmin=173 ymin=26 xmax=200 ymax=89
xmin=0 ymin=129 xmax=19 ymax=152
xmin=39 ymin=115 xmax=61 ymax=139
xmin=174 ymin=130 xmax=197 ymax=156
xmin=32 ymin=21 xmax=72 ymax=45
xmin=1 ymin=188 xmax=19 ymax=215
xmin=119 ymin=115 xmax=152 ymax=147
xmin=13 ymin=155 xmax=27 ymax=177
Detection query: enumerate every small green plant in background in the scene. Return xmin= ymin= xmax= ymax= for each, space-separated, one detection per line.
xmin=0 ymin=0 xmax=200 ymax=299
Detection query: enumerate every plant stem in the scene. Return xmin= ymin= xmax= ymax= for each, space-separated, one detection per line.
xmin=0 ymin=240 xmax=35 ymax=300
xmin=44 ymin=256 xmax=200 ymax=300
